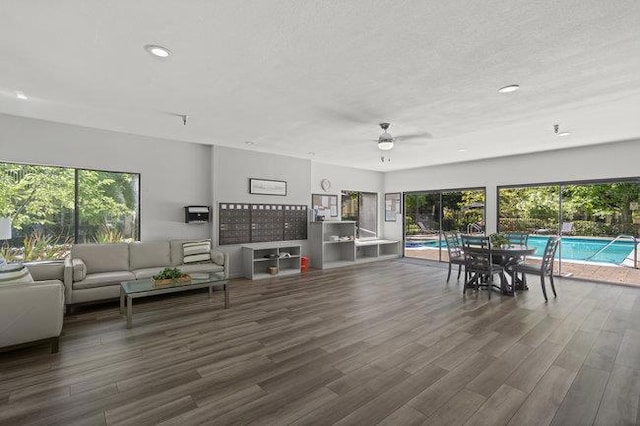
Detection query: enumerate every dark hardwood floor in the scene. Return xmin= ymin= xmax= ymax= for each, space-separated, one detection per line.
xmin=2 ymin=260 xmax=640 ymax=425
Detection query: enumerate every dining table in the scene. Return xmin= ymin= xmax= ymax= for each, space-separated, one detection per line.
xmin=464 ymin=244 xmax=536 ymax=296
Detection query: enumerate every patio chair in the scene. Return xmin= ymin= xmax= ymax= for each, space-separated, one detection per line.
xmin=461 ymin=235 xmax=504 ymax=299
xmin=511 ymin=236 xmax=559 ymax=302
xmin=417 ymin=221 xmax=429 ymax=233
xmin=443 ymin=231 xmax=465 ymax=283
xmin=561 ymin=222 xmax=574 ymax=235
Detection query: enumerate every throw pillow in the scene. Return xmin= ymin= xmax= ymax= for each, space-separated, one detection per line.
xmin=72 ymin=258 xmax=87 ymax=281
xmin=211 ymin=251 xmax=225 ymax=266
xmin=183 ymin=240 xmax=212 ymax=264
xmin=0 ymin=265 xmax=34 ymax=285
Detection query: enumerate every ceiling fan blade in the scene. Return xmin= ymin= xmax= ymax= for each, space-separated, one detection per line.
xmin=394 ymin=131 xmax=433 ymax=141
xmin=314 ymin=103 xmax=383 ymax=124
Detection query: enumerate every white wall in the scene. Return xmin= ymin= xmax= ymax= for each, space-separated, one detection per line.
xmin=385 ymin=140 xmax=640 ymax=239
xmin=0 ymin=113 xmax=212 ymax=241
xmin=311 ymin=161 xmax=385 ymax=232
xmin=211 ymin=153 xmax=387 ymax=276
xmin=212 ymin=146 xmax=312 ymax=276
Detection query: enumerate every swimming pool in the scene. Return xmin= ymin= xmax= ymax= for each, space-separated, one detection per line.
xmin=405 ymin=235 xmax=636 ymax=264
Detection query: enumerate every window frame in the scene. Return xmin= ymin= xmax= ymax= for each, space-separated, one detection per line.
xmin=0 ymin=161 xmax=141 ymax=248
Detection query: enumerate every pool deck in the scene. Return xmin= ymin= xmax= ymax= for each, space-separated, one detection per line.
xmin=406 ymin=248 xmax=640 ymax=287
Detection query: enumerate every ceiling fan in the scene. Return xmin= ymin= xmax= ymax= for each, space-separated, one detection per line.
xmin=375 ymin=122 xmax=432 ymax=151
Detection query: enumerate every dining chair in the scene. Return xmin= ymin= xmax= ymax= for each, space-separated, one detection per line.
xmin=504 ymin=232 xmax=529 ymax=246
xmin=443 ymin=231 xmax=465 ymax=282
xmin=504 ymin=232 xmax=529 ymax=281
xmin=511 ymin=236 xmax=559 ymax=301
xmin=460 ymin=235 xmax=504 ymax=299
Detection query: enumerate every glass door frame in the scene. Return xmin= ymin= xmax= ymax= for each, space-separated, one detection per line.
xmin=497 ymin=176 xmax=640 ymax=277
xmin=403 ymin=186 xmax=486 ymax=262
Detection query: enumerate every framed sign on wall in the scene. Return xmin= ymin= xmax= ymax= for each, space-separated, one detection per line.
xmin=249 ymin=178 xmax=287 ymax=196
xmin=385 ymin=192 xmax=401 ymax=222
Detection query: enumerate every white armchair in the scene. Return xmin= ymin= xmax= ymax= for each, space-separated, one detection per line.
xmin=0 ymin=264 xmax=65 ymax=354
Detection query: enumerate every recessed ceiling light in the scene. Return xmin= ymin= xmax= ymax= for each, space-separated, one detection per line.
xmin=457 ymin=148 xmax=467 ymax=152
xmin=245 ymin=141 xmax=256 ymax=146
xmin=498 ymin=84 xmax=520 ymax=93
xmin=16 ymin=91 xmax=28 ymax=100
xmin=557 ymin=132 xmax=572 ymax=137
xmin=144 ymin=44 xmax=171 ymax=58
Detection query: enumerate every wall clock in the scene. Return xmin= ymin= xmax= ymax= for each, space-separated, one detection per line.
xmin=320 ymin=178 xmax=331 ymax=192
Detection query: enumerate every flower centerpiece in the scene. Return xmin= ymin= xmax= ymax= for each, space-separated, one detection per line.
xmin=152 ymin=267 xmax=190 ymax=285
xmin=490 ymin=232 xmax=510 ymax=248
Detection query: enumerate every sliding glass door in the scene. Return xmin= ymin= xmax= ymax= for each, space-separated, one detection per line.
xmin=404 ymin=188 xmax=485 ymax=262
xmin=498 ymin=179 xmax=640 ymax=284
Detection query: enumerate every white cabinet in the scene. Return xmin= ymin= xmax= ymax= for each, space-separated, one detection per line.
xmin=309 ymin=221 xmax=400 ymax=269
xmin=242 ymin=245 xmax=301 ymax=280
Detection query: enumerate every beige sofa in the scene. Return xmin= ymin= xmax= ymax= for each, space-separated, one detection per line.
xmin=0 ymin=262 xmax=65 ymax=353
xmin=64 ymin=241 xmax=229 ymax=306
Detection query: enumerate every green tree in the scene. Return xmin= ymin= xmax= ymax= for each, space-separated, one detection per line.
xmin=0 ymin=164 xmax=74 ymax=231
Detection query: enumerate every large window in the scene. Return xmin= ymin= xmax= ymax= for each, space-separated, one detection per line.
xmin=0 ymin=162 xmax=140 ymax=261
xmin=498 ymin=178 xmax=640 ymax=284
xmin=341 ymin=191 xmax=378 ymax=239
xmin=404 ymin=188 xmax=485 ymax=262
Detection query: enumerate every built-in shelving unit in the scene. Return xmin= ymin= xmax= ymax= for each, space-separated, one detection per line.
xmin=355 ymin=239 xmax=401 ymax=263
xmin=309 ymin=221 xmax=400 ymax=269
xmin=242 ymin=245 xmax=302 ymax=280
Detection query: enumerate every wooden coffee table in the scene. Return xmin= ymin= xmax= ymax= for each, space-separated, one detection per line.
xmin=120 ymin=272 xmax=229 ymax=328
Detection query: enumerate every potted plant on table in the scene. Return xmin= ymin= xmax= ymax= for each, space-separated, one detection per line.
xmin=152 ymin=267 xmax=191 ymax=285
xmin=490 ymin=233 xmax=510 ymax=248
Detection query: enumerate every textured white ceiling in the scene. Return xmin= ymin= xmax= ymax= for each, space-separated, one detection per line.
xmin=1 ymin=0 xmax=640 ymax=171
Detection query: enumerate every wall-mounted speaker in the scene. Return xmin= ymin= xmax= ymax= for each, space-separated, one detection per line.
xmin=184 ymin=206 xmax=210 ymax=223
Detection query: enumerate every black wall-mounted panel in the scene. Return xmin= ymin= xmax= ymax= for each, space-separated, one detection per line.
xmin=219 ymin=203 xmax=251 ymax=245
xmin=185 ymin=205 xmax=211 ymax=223
xmin=219 ymin=203 xmax=307 ymax=245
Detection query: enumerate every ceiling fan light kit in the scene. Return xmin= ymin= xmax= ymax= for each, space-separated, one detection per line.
xmin=378 ymin=122 xmax=394 ymax=150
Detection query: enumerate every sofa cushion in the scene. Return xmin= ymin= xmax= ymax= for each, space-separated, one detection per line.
xmin=132 ymin=267 xmax=166 ymax=280
xmin=129 ymin=241 xmax=171 ymax=270
xmin=25 ymin=262 xmax=65 ymax=281
xmin=72 ymin=259 xmax=87 ymax=281
xmin=0 ymin=265 xmax=34 ymax=285
xmin=170 ymin=240 xmax=186 ymax=266
xmin=72 ymin=271 xmax=136 ymax=290
xmin=71 ymin=243 xmax=129 ymax=274
xmin=183 ymin=240 xmax=212 ymax=263
xmin=177 ymin=263 xmax=224 ymax=274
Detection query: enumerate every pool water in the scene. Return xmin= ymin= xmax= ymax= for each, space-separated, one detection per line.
xmin=405 ymin=235 xmax=636 ymax=264
xmin=527 ymin=236 xmax=635 ymax=264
